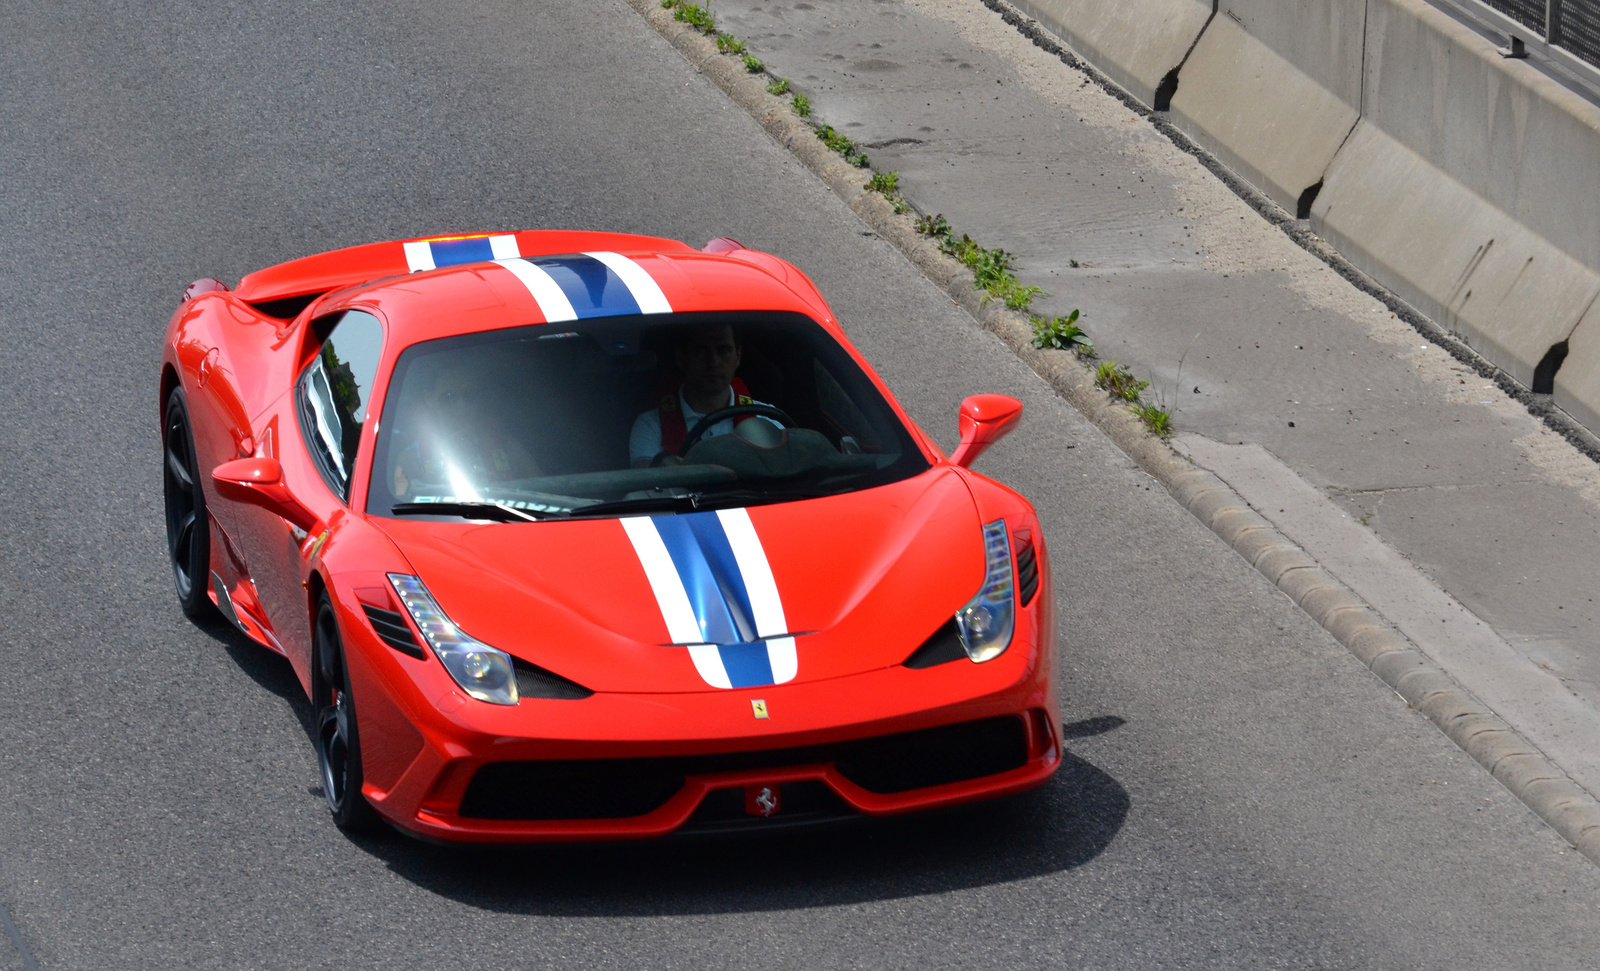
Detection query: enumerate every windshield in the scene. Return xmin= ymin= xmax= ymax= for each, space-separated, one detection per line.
xmin=367 ymin=311 xmax=928 ymax=520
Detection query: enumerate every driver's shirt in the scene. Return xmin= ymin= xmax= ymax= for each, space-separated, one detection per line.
xmin=629 ymin=385 xmax=776 ymax=466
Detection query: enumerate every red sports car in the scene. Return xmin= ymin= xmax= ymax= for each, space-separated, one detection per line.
xmin=161 ymin=231 xmax=1058 ymax=841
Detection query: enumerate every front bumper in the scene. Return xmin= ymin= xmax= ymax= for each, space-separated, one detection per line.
xmin=348 ymin=619 xmax=1058 ymax=842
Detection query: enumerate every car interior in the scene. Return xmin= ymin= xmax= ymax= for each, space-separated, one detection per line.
xmin=368 ymin=312 xmax=920 ymax=512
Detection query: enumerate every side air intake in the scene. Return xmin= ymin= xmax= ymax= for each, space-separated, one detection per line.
xmin=361 ymin=603 xmax=424 ymax=659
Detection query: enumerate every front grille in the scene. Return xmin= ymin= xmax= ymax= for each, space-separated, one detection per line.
xmin=458 ymin=714 xmax=1031 ymax=820
xmin=682 ymin=781 xmax=854 ymax=832
xmin=834 ymin=715 xmax=1029 ymax=793
xmin=1015 ymin=539 xmax=1039 ymax=606
xmin=361 ymin=603 xmax=424 ymax=659
xmin=461 ymin=759 xmax=686 ymax=820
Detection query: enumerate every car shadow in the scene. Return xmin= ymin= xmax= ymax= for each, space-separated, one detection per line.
xmin=347 ymin=717 xmax=1131 ymax=915
xmin=194 ymin=610 xmax=316 ymax=736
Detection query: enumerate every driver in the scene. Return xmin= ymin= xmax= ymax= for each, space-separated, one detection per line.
xmin=391 ymin=362 xmax=542 ymax=497
xmin=630 ymin=324 xmax=780 ymax=467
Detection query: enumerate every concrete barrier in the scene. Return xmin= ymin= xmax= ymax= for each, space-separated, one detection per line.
xmin=1167 ymin=0 xmax=1365 ymax=214
xmin=1311 ymin=0 xmax=1600 ymax=392
xmin=1006 ymin=0 xmax=1212 ymax=107
xmin=1361 ymin=0 xmax=1600 ymax=278
xmin=1555 ymin=299 xmax=1600 ymax=431
xmin=1017 ymin=0 xmax=1600 ymax=434
xmin=1312 ymin=120 xmax=1600 ymax=389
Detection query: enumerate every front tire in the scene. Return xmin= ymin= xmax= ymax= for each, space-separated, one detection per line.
xmin=313 ymin=595 xmax=379 ymax=833
xmin=163 ymin=388 xmax=214 ymax=618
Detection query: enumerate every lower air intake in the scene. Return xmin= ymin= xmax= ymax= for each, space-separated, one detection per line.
xmin=458 ymin=714 xmax=1031 ymax=820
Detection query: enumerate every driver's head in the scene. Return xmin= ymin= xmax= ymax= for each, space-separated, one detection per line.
xmin=422 ymin=363 xmax=480 ymax=420
xmin=675 ymin=324 xmax=741 ymax=398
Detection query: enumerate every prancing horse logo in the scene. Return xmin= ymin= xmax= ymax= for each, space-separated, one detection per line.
xmin=754 ymin=787 xmax=778 ymax=816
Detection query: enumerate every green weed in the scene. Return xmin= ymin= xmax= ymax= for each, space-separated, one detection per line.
xmin=816 ymin=124 xmax=869 ymax=167
xmin=672 ymin=2 xmax=715 ymax=34
xmin=1031 ymin=310 xmax=1094 ymax=356
xmin=767 ymin=77 xmax=790 ymax=95
xmin=716 ymin=33 xmax=745 ymax=54
xmin=1132 ymin=401 xmax=1173 ymax=437
xmin=1003 ymin=283 xmax=1045 ymax=311
xmin=915 ymin=213 xmax=954 ymax=243
xmin=1094 ymin=361 xmax=1148 ymax=402
xmin=792 ymin=93 xmax=811 ymax=117
xmin=866 ymin=170 xmax=912 ymax=213
xmin=865 ymin=170 xmax=899 ymax=194
xmin=914 ymin=214 xmax=1043 ymax=312
xmin=743 ymin=52 xmax=764 ymax=73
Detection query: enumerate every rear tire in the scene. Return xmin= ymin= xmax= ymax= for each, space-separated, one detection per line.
xmin=163 ymin=388 xmax=214 ymax=618
xmin=313 ymin=595 xmax=379 ymax=833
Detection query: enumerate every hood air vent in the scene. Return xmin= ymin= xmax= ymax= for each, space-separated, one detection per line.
xmin=513 ymin=658 xmax=595 ymax=700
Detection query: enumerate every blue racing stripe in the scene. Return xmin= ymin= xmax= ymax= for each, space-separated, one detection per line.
xmin=683 ymin=513 xmax=758 ymax=643
xmin=530 ymin=255 xmax=642 ymax=319
xmin=653 ymin=511 xmax=782 ymax=688
xmin=429 ymin=237 xmax=496 ymax=267
xmin=718 ymin=641 xmax=776 ymax=688
xmin=653 ymin=514 xmax=741 ymax=646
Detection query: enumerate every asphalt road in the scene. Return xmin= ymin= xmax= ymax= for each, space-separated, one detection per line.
xmin=2 ymin=1 xmax=1599 ymax=968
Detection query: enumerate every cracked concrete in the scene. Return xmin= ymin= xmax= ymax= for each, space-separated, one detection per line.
xmin=710 ymin=0 xmax=1600 ymax=768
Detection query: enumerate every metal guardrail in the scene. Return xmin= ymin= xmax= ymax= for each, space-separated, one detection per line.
xmin=1481 ymin=0 xmax=1600 ymax=71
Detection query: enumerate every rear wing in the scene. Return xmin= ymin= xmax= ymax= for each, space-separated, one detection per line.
xmin=229 ymin=231 xmax=695 ymax=318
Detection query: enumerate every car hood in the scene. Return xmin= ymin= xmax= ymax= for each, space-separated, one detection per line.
xmin=372 ymin=468 xmax=984 ymax=693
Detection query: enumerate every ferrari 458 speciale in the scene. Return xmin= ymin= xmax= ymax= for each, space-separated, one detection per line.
xmin=160 ymin=230 xmax=1057 ymax=841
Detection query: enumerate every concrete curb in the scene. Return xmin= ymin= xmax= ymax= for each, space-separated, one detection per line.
xmin=623 ymin=0 xmax=1600 ymax=866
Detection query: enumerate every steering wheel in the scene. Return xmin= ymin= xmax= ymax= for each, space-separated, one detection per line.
xmin=675 ymin=404 xmax=796 ymax=457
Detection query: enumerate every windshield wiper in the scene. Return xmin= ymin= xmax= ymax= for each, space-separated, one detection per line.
xmin=562 ymin=494 xmax=703 ymax=518
xmin=564 ymin=489 xmax=834 ymax=519
xmin=393 ymin=488 xmax=840 ymax=524
xmin=390 ymin=501 xmax=557 ymax=522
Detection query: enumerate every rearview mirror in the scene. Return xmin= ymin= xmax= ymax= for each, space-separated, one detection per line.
xmin=212 ymin=458 xmax=321 ymax=533
xmin=949 ymin=394 xmax=1023 ymax=469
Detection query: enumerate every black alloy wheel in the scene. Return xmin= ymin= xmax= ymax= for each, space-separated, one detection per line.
xmin=314 ymin=596 xmax=378 ymax=832
xmin=163 ymin=388 xmax=214 ymax=618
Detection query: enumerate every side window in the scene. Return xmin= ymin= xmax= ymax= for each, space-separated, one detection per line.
xmin=299 ymin=310 xmax=384 ymax=501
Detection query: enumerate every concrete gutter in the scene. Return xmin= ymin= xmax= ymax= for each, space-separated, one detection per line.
xmin=622 ymin=0 xmax=1600 ymax=866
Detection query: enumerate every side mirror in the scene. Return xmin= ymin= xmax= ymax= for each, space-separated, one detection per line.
xmin=949 ymin=394 xmax=1023 ymax=469
xmin=212 ymin=458 xmax=321 ymax=533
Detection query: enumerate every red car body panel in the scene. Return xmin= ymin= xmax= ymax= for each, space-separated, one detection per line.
xmin=161 ymin=231 xmax=1058 ymax=841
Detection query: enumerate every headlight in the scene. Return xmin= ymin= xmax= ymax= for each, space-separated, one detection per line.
xmin=955 ymin=520 xmax=1014 ymax=662
xmin=388 ymin=574 xmax=518 ymax=705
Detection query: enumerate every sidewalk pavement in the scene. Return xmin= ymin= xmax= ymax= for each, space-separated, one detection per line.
xmin=707 ymin=0 xmax=1600 ymax=804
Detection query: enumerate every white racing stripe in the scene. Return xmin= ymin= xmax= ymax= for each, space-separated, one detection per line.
xmin=402 ymin=240 xmax=435 ymax=272
xmin=717 ymin=508 xmax=786 ymax=637
xmin=585 ymin=251 xmax=672 ymax=314
xmin=686 ymin=645 xmax=733 ymax=690
xmin=717 ymin=508 xmax=797 ymax=685
xmin=488 ymin=234 xmax=521 ymax=259
xmin=765 ymin=636 xmax=798 ymax=684
xmin=494 ymin=258 xmax=578 ymax=322
xmin=620 ymin=517 xmax=734 ymax=689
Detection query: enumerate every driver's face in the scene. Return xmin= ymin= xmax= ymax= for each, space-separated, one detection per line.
xmin=425 ymin=367 xmax=479 ymax=420
xmin=676 ymin=326 xmax=741 ymax=396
